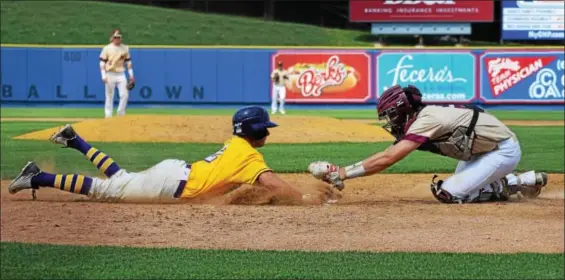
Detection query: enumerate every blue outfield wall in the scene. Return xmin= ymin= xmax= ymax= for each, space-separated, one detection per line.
xmin=1 ymin=46 xmax=563 ymax=106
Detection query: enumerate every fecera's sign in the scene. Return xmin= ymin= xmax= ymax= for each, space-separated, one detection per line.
xmin=376 ymin=51 xmax=476 ymax=103
xmin=271 ymin=51 xmax=372 ymax=103
xmin=480 ymin=51 xmax=564 ymax=103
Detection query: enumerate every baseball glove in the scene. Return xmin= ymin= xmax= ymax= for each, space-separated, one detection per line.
xmin=126 ymin=79 xmax=135 ymax=90
xmin=273 ymin=73 xmax=280 ymax=83
xmin=308 ymin=161 xmax=345 ymax=191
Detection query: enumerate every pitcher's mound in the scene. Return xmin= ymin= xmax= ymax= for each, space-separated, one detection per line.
xmin=14 ymin=115 xmax=394 ymax=144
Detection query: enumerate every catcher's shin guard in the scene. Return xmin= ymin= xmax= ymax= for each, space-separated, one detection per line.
xmin=430 ymin=175 xmax=463 ymax=204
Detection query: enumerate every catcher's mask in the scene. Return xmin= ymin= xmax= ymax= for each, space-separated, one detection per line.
xmin=377 ymin=85 xmax=424 ymax=138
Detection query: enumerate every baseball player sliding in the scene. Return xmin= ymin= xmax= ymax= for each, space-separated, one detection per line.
xmin=270 ymin=61 xmax=289 ymax=115
xmin=309 ymin=84 xmax=549 ymax=204
xmin=99 ymin=29 xmax=135 ymax=118
xmin=8 ymin=107 xmax=329 ymax=205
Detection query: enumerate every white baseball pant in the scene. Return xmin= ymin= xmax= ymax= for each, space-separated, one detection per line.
xmin=88 ymin=159 xmax=190 ymax=203
xmin=104 ymin=72 xmax=129 ymax=118
xmin=271 ymin=84 xmax=286 ymax=113
xmin=442 ymin=137 xmax=537 ymax=202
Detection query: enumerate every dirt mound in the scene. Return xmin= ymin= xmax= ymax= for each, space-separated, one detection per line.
xmin=14 ymin=115 xmax=394 ymax=144
xmin=1 ymin=173 xmax=563 ymax=253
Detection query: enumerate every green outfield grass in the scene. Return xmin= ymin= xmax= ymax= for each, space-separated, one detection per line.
xmin=0 ymin=1 xmax=536 ymax=47
xmin=1 ymin=242 xmax=563 ymax=280
xmin=1 ymin=107 xmax=564 ymax=121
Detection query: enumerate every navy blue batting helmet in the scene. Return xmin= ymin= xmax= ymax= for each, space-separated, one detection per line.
xmin=233 ymin=106 xmax=278 ymax=139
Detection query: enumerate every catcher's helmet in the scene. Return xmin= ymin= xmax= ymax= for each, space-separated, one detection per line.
xmin=377 ymin=84 xmax=424 ymax=138
xmin=232 ymin=106 xmax=278 ymax=140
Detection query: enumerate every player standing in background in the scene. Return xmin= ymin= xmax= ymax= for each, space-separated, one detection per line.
xmin=99 ymin=29 xmax=135 ymax=118
xmin=7 ymin=106 xmax=332 ymax=205
xmin=270 ymin=61 xmax=289 ymax=115
xmin=309 ymin=85 xmax=549 ymax=204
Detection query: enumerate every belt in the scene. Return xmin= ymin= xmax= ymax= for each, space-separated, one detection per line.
xmin=173 ymin=164 xmax=191 ymax=198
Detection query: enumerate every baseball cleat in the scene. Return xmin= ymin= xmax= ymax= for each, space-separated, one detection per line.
xmin=49 ymin=124 xmax=77 ymax=147
xmin=8 ymin=161 xmax=40 ymax=194
xmin=521 ymin=172 xmax=548 ymax=198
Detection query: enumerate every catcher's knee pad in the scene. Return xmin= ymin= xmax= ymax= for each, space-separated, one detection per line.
xmin=430 ymin=175 xmax=463 ymax=204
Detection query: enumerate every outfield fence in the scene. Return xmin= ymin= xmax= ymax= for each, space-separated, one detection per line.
xmin=1 ymin=46 xmax=563 ymax=105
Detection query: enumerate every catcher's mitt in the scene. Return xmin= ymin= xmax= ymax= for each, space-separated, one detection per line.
xmin=126 ymin=79 xmax=135 ymax=90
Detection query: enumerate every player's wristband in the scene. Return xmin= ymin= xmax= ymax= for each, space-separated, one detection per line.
xmin=344 ymin=161 xmax=365 ymax=179
xmin=128 ymin=68 xmax=134 ymax=78
xmin=100 ymin=70 xmax=106 ymax=79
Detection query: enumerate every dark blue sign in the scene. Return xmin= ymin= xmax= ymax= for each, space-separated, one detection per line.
xmin=502 ymin=0 xmax=565 ymax=40
xmin=480 ymin=51 xmax=564 ymax=104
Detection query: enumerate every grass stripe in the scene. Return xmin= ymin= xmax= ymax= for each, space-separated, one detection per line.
xmin=1 ymin=242 xmax=563 ymax=279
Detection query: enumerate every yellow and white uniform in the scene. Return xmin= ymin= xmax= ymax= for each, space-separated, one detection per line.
xmin=86 ymin=136 xmax=271 ymax=203
xmin=99 ymin=43 xmax=132 ymax=118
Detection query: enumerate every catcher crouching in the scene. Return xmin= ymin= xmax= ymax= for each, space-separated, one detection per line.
xmin=309 ymin=84 xmax=549 ymax=204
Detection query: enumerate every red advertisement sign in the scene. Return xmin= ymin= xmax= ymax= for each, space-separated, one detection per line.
xmin=271 ymin=51 xmax=371 ymax=103
xmin=484 ymin=56 xmax=557 ymax=97
xmin=349 ymin=0 xmax=494 ymax=23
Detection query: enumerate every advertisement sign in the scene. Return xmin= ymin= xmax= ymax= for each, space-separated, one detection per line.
xmin=480 ymin=51 xmax=564 ymax=104
xmin=349 ymin=0 xmax=494 ymax=22
xmin=502 ymin=0 xmax=565 ymax=40
xmin=271 ymin=51 xmax=371 ymax=103
xmin=376 ymin=51 xmax=476 ymax=103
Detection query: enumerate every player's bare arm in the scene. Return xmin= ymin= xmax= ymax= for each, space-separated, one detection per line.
xmin=310 ymin=140 xmax=421 ymax=189
xmin=256 ymin=171 xmax=315 ymax=204
xmin=340 ymin=140 xmax=421 ymax=178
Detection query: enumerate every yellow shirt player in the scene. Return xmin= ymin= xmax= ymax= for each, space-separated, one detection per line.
xmin=8 ymin=106 xmax=330 ymax=205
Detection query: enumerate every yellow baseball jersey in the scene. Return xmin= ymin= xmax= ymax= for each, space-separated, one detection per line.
xmin=99 ymin=43 xmax=131 ymax=73
xmin=181 ymin=136 xmax=272 ymax=198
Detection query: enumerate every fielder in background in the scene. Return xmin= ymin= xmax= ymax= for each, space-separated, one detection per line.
xmin=8 ymin=106 xmax=329 ymax=205
xmin=99 ymin=29 xmax=135 ymax=118
xmin=270 ymin=61 xmax=289 ymax=115
xmin=309 ymin=84 xmax=549 ymax=204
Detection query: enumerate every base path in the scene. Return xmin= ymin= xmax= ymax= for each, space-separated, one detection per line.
xmin=2 ymin=173 xmax=563 ymax=253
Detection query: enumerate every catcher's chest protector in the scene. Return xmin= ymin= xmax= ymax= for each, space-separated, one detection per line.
xmin=415 ymin=109 xmax=481 ymax=161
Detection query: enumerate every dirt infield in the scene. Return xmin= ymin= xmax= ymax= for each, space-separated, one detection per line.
xmin=13 ymin=115 xmax=395 ymax=143
xmin=1 ymin=174 xmax=563 ymax=253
